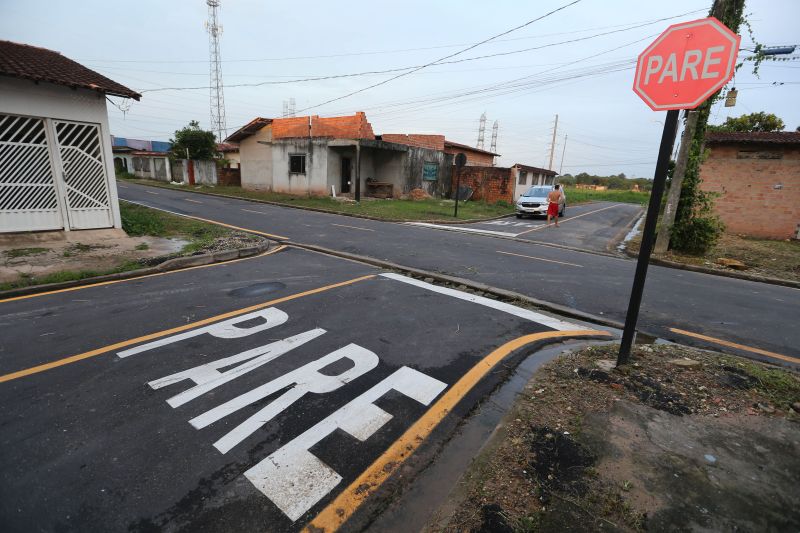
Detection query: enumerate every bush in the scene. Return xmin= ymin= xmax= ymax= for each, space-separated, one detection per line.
xmin=120 ymin=203 xmax=166 ymax=236
xmin=669 ymin=214 xmax=724 ymax=255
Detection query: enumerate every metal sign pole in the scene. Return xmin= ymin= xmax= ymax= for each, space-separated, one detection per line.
xmin=454 ymin=153 xmax=466 ymax=218
xmin=617 ymin=109 xmax=680 ymax=365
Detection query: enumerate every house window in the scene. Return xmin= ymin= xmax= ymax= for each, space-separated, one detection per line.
xmin=289 ymin=154 xmax=306 ymax=174
xmin=518 ymin=171 xmax=528 ymax=185
xmin=422 ymin=162 xmax=439 ymax=181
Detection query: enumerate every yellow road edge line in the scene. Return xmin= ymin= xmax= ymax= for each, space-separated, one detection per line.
xmin=0 ymin=246 xmax=288 ymax=305
xmin=670 ymin=328 xmax=799 ymax=364
xmin=515 ymin=203 xmax=623 ymax=236
xmin=0 ymin=273 xmax=376 ymax=384
xmin=305 ymin=328 xmax=611 ymax=532
xmin=496 ymin=250 xmax=583 ymax=268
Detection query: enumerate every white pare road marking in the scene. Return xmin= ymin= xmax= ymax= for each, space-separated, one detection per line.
xmin=190 ymin=343 xmax=380 ymax=454
xmin=149 ymin=328 xmax=326 ymax=408
xmin=245 ymin=366 xmax=446 ymax=521
xmin=381 ymin=272 xmax=581 ymax=331
xmin=118 ymin=308 xmax=288 ymax=358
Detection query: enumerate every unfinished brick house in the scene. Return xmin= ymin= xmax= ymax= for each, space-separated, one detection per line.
xmin=700 ymin=131 xmax=800 ymax=239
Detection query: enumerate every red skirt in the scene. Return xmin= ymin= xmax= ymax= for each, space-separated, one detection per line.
xmin=547 ymin=202 xmax=559 ymax=216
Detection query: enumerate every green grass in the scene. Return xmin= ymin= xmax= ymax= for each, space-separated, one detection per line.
xmin=0 ymin=203 xmax=240 ymax=292
xmin=564 ymin=187 xmax=650 ymax=206
xmin=730 ymin=359 xmax=800 ymax=410
xmin=120 ymin=200 xmax=229 ymax=253
xmin=0 ymin=261 xmax=142 ymax=292
xmin=3 ymin=247 xmax=48 ymax=259
xmin=119 ymin=177 xmax=515 ymax=221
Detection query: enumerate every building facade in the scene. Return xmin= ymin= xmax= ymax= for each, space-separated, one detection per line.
xmin=700 ymin=131 xmax=799 ymax=239
xmin=512 ymin=164 xmax=558 ymax=200
xmin=0 ymin=40 xmax=140 ymax=233
xmin=227 ymin=113 xmax=454 ymax=199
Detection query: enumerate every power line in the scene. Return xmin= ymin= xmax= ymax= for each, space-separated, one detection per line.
xmin=131 ymin=9 xmax=694 ymax=95
xmin=295 ymin=0 xmax=585 ymax=113
xmin=81 ymin=9 xmax=706 ymax=65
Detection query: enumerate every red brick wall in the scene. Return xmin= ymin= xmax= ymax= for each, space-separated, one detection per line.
xmin=381 ymin=134 xmax=445 ymax=151
xmin=444 ymin=146 xmax=495 ymax=166
xmin=452 ymin=166 xmax=513 ymax=204
xmin=272 ymin=112 xmax=375 ymax=140
xmin=699 ymin=143 xmax=799 ymax=239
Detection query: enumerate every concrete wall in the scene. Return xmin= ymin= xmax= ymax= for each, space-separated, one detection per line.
xmin=240 ymin=125 xmax=273 ymax=190
xmin=404 ymin=146 xmax=453 ymax=198
xmin=0 ymin=76 xmax=122 ymax=230
xmin=193 ymin=160 xmax=217 ymax=185
xmin=700 ymin=143 xmax=799 ymax=239
xmin=271 ymin=139 xmax=329 ymax=195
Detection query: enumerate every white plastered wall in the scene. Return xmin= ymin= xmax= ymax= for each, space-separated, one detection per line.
xmin=0 ymin=77 xmax=123 ymax=230
xmin=239 ymin=125 xmax=273 ymax=190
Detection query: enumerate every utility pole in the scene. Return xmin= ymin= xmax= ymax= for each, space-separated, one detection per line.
xmin=654 ymin=0 xmax=746 ymax=254
xmin=476 ymin=112 xmax=486 ymax=150
xmin=205 ymin=0 xmax=227 ymax=141
xmin=490 ymin=120 xmax=499 ymax=165
xmin=547 ymin=114 xmax=559 ymax=170
xmin=654 ymin=110 xmax=698 ymax=254
xmin=559 ymin=134 xmax=568 ymax=174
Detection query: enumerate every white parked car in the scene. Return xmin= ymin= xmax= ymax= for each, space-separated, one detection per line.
xmin=516 ymin=185 xmax=566 ymax=218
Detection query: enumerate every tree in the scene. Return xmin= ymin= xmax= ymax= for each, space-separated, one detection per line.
xmin=170 ymin=121 xmax=218 ymax=160
xmin=708 ymin=112 xmax=785 ymax=133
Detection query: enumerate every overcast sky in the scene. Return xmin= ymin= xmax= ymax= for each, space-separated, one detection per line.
xmin=2 ymin=0 xmax=798 ymax=177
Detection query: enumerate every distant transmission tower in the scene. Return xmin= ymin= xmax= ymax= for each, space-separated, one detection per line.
xmin=490 ymin=120 xmax=499 ymax=164
xmin=282 ymin=100 xmax=289 ymax=118
xmin=289 ymin=97 xmax=296 ymax=117
xmin=205 ymin=0 xmax=227 ymax=141
xmin=476 ymin=112 xmax=487 ymax=150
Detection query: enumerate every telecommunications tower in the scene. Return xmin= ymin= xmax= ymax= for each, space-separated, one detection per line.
xmin=476 ymin=112 xmax=486 ymax=150
xmin=206 ymin=0 xmax=227 ymax=141
xmin=490 ymin=120 xmax=498 ymax=164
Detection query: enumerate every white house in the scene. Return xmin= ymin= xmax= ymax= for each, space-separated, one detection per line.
xmin=512 ymin=163 xmax=558 ymax=200
xmin=0 ymin=40 xmax=140 ymax=233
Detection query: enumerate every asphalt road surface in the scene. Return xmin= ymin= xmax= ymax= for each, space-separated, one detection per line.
xmin=0 ymin=247 xmax=607 ymax=532
xmin=117 ymin=182 xmax=800 ymax=364
xmin=408 ymin=201 xmax=643 ymax=252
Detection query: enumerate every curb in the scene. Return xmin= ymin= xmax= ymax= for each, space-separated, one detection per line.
xmin=622 ymin=247 xmax=800 ymax=289
xmin=606 ymin=209 xmax=645 ymax=254
xmin=0 ymin=242 xmax=274 ymax=300
xmin=289 ymin=242 xmax=626 ymax=331
xmin=119 ymin=179 xmax=514 ymax=225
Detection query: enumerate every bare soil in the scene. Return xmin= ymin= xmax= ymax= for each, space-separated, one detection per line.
xmin=626 ymin=233 xmax=800 ymax=282
xmin=434 ymin=343 xmax=800 ymax=532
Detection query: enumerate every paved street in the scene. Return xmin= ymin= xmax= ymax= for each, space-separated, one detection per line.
xmin=0 ymin=247 xmax=606 ymax=532
xmin=408 ymin=201 xmax=643 ymax=252
xmin=118 ymin=182 xmax=800 ymax=363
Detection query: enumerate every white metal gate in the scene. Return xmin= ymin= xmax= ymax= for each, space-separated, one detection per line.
xmin=54 ymin=120 xmax=112 ymax=229
xmin=0 ymin=114 xmax=63 ymax=232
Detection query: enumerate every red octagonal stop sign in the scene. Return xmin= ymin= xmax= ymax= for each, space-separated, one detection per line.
xmin=633 ymin=17 xmax=741 ymax=111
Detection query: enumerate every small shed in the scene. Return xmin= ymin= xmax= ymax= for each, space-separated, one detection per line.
xmin=0 ymin=40 xmax=140 ymax=233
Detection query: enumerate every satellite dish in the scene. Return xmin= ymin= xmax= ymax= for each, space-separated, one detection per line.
xmin=455 ymin=153 xmax=467 ymax=168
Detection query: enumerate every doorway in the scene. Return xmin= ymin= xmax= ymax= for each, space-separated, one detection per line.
xmin=341 ymin=157 xmax=351 ymax=193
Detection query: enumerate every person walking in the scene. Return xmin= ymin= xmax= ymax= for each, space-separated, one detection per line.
xmin=546 ymin=184 xmax=563 ymax=227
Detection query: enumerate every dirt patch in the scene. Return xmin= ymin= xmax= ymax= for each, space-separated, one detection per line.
xmin=435 ymin=344 xmax=800 ymax=532
xmin=626 ymin=233 xmax=800 ymax=282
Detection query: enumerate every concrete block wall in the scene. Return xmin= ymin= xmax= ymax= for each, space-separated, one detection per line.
xmin=700 ymin=143 xmax=799 ymax=239
xmin=452 ymin=166 xmax=513 ymax=204
xmin=271 ymin=112 xmax=375 ymax=140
